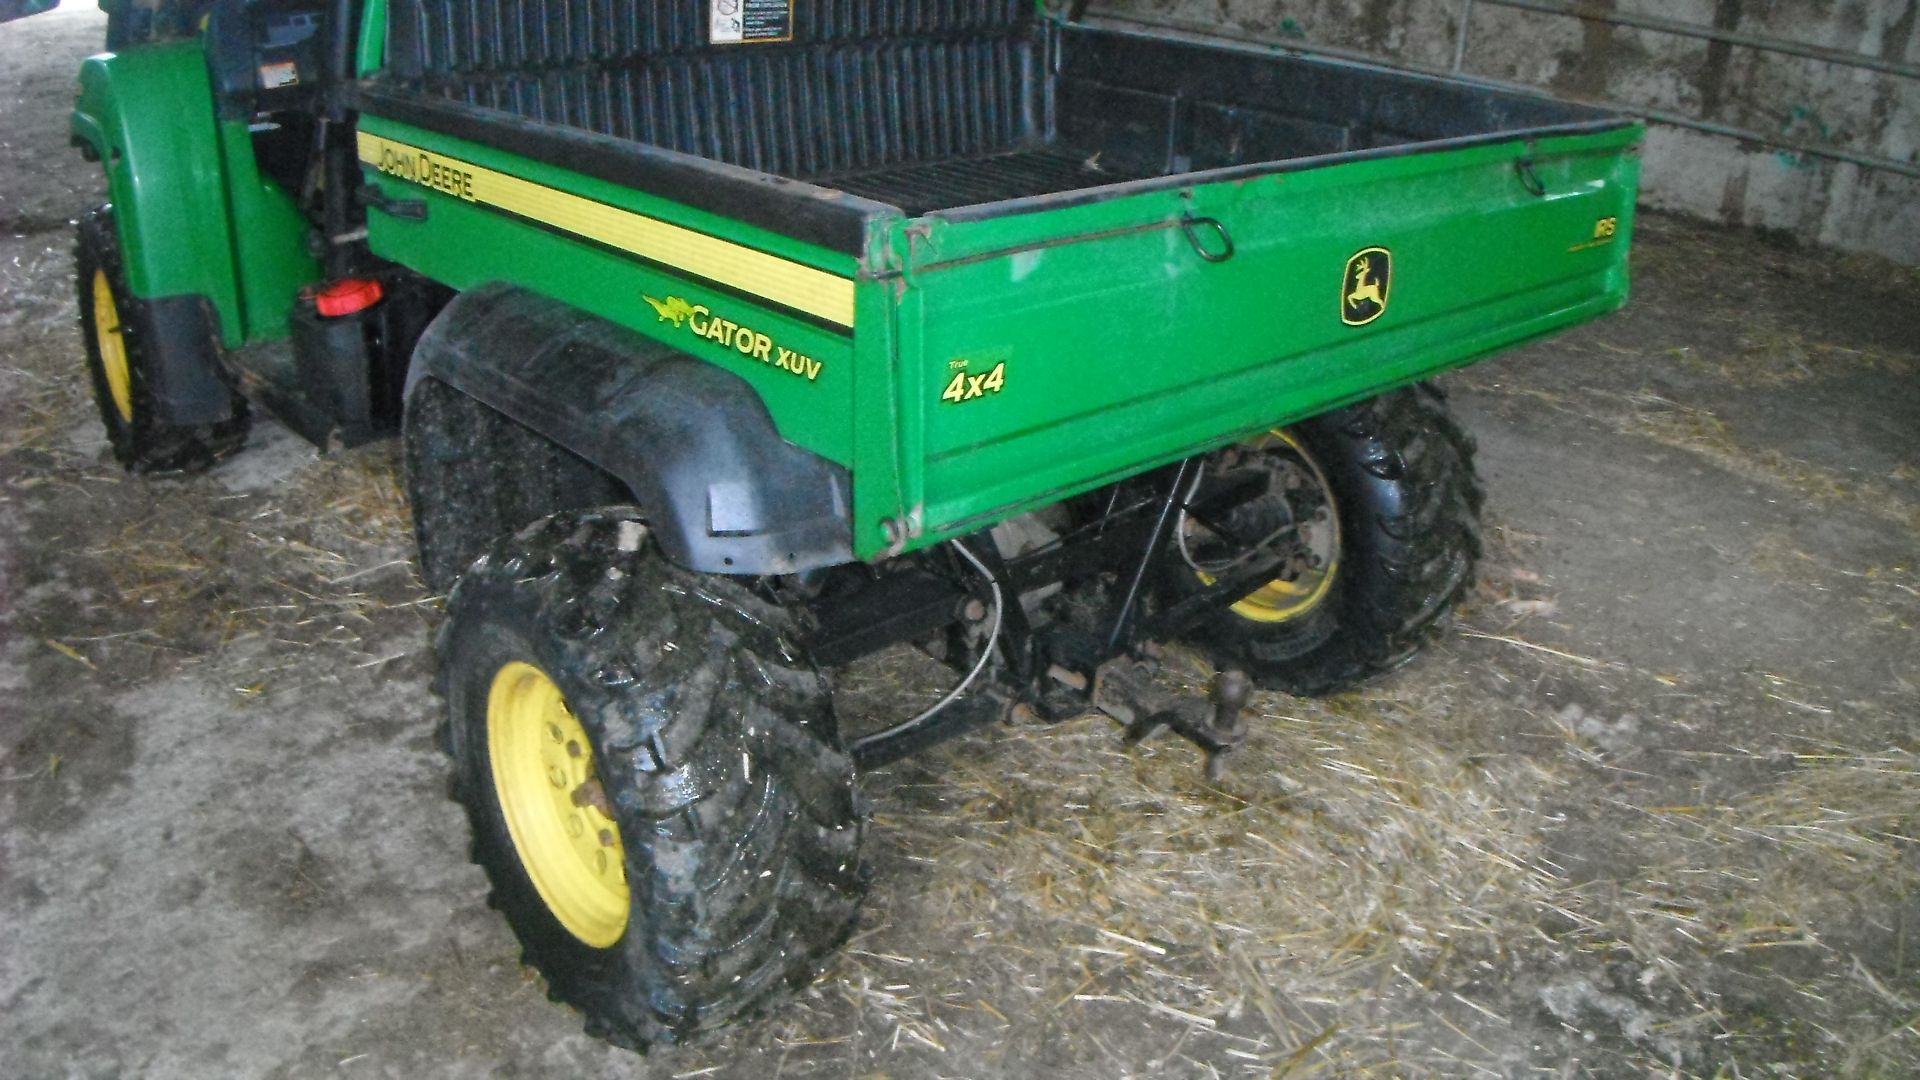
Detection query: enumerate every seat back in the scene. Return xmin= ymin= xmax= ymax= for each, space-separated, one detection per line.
xmin=384 ymin=0 xmax=1043 ymax=178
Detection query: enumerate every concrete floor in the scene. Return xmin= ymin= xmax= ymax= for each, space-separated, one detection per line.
xmin=4 ymin=7 xmax=1918 ymax=1078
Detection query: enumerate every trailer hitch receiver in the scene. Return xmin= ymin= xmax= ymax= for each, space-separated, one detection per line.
xmin=1094 ymin=657 xmax=1253 ymax=781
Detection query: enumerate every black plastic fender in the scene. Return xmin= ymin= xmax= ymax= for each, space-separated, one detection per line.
xmin=136 ymin=295 xmax=243 ymax=426
xmin=404 ymin=284 xmax=855 ymax=576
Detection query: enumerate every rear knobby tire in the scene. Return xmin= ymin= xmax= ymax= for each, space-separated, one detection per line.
xmin=75 ymin=206 xmax=247 ymax=473
xmin=437 ymin=509 xmax=866 ymax=1049
xmin=1171 ymin=384 xmax=1483 ymax=695
xmin=404 ymin=378 xmax=632 ymax=594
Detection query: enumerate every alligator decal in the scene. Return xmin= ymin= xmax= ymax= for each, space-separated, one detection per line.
xmin=644 ymin=294 xmax=701 ymax=327
xmin=644 ymin=294 xmax=824 ymax=382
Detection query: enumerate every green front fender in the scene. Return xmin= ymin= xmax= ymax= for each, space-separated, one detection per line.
xmin=71 ymin=42 xmax=318 ymax=347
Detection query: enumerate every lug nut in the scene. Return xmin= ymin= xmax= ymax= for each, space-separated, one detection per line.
xmin=571 ymin=779 xmax=614 ymax=817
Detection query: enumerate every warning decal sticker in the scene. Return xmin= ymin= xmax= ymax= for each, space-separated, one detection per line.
xmin=710 ymin=0 xmax=794 ymax=45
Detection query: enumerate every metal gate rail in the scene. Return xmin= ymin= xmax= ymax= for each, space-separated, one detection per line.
xmin=1088 ymin=8 xmax=1920 ymax=180
xmin=1461 ymin=0 xmax=1920 ymax=82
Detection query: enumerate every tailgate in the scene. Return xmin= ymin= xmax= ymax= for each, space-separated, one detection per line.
xmin=873 ymin=124 xmax=1640 ymax=555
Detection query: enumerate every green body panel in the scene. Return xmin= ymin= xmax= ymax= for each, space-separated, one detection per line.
xmin=74 ymin=4 xmax=1643 ymax=572
xmin=357 ymin=116 xmax=863 ymax=465
xmin=71 ymin=43 xmax=318 ymax=346
xmin=216 ymin=118 xmax=323 ymax=342
xmin=355 ymin=0 xmax=389 ymax=76
xmin=355 ymin=107 xmax=1639 ymax=563
xmin=71 ymin=46 xmax=238 ymax=324
xmin=881 ymin=129 xmax=1642 ymax=556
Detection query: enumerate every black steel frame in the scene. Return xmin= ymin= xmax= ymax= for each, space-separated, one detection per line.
xmin=819 ymin=454 xmax=1299 ymax=767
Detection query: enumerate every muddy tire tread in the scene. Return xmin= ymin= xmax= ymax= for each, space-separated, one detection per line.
xmin=405 ymin=378 xmax=631 ymax=594
xmin=436 ymin=509 xmax=866 ymax=1049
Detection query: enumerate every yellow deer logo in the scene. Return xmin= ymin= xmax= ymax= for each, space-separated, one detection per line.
xmin=1346 ymin=257 xmax=1384 ymax=308
xmin=1341 ymin=248 xmax=1392 ymax=326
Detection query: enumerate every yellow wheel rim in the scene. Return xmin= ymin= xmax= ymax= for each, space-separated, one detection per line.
xmin=92 ymin=269 xmax=134 ymax=425
xmin=487 ymin=661 xmax=630 ymax=947
xmin=1193 ymin=429 xmax=1341 ymax=625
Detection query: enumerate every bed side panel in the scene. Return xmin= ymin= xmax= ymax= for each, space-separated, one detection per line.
xmin=355 ymin=115 xmax=864 ymax=467
xmin=891 ymin=126 xmax=1641 ymax=549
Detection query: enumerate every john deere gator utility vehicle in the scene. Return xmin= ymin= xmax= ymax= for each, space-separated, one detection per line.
xmin=69 ymin=0 xmax=1641 ymax=1046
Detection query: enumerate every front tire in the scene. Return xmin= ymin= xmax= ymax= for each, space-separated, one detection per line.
xmin=1165 ymin=384 xmax=1483 ymax=695
xmin=75 ymin=206 xmax=247 ymax=472
xmin=438 ymin=509 xmax=866 ymax=1048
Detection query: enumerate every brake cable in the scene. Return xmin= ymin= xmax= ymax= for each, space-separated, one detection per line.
xmin=855 ymin=540 xmax=1004 ymax=745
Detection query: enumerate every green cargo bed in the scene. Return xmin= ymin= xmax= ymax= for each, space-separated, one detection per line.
xmin=354 ymin=0 xmax=1640 ymax=561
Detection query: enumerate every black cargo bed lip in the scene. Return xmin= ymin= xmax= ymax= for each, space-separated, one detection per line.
xmin=352 ymin=81 xmax=1635 ymax=259
xmin=351 ymin=84 xmax=905 ymax=256
xmin=925 ymin=116 xmax=1639 ymax=226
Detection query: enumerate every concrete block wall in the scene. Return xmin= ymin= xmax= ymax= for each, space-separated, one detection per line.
xmin=1084 ymin=0 xmax=1920 ymax=265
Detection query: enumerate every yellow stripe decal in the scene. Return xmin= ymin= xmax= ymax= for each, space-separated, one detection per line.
xmin=357 ymin=131 xmax=856 ymax=328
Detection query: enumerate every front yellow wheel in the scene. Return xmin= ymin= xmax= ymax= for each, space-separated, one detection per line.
xmin=77 ymin=206 xmax=248 ymax=471
xmin=487 ymin=661 xmax=630 ymax=948
xmin=91 ymin=268 xmax=134 ymax=425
